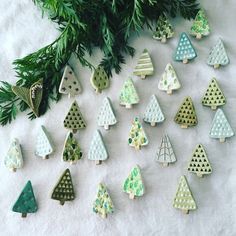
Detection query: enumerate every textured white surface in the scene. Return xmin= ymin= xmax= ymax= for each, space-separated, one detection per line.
xmin=0 ymin=0 xmax=236 ymax=235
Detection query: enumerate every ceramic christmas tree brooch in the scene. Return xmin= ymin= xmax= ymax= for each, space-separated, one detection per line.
xmin=174 ymin=33 xmax=197 ymax=64
xmin=123 ymin=165 xmax=145 ymax=199
xmin=93 ymin=183 xmax=114 ymax=219
xmin=90 ymin=66 xmax=109 ymax=93
xmin=133 ymin=49 xmax=154 ymax=79
xmin=12 ymin=181 xmax=38 ymax=218
xmin=209 ymin=109 xmax=234 ymax=143
xmin=174 ymin=96 xmax=197 ymax=128
xmin=158 ymin=63 xmax=181 ymax=95
xmin=4 ymin=138 xmax=23 ymax=172
xmin=59 ymin=65 xmax=82 ymax=98
xmin=173 ymin=176 xmax=197 ymax=214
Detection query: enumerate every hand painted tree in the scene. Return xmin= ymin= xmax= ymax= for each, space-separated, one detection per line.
xmin=119 ymin=78 xmax=139 ymax=109
xmin=59 ymin=65 xmax=82 ymax=98
xmin=143 ymin=94 xmax=165 ymax=126
xmin=207 ymin=39 xmax=229 ymax=69
xmin=4 ymin=138 xmax=23 ymax=172
xmin=153 ymin=14 xmax=174 ymax=43
xmin=35 ymin=125 xmax=54 ymax=159
xmin=174 ymin=96 xmax=197 ymax=128
xmin=156 ymin=134 xmax=176 ymax=167
xmin=190 ymin=9 xmax=210 ymax=39
xmin=158 ymin=63 xmax=181 ymax=95
xmin=173 ymin=176 xmax=197 ymax=214
xmin=209 ymin=109 xmax=234 ymax=143
xmin=128 ymin=117 xmax=148 ymax=150
xmin=90 ymin=66 xmax=109 ymax=93
xmin=97 ymin=97 xmax=117 ymax=130
xmin=62 ymin=132 xmax=82 ymax=164
xmin=202 ymin=78 xmax=226 ymax=110
xmin=133 ymin=49 xmax=154 ymax=79
xmin=88 ymin=130 xmax=108 ymax=165
xmin=187 ymin=144 xmax=212 ymax=177
xmin=12 ymin=181 xmax=38 ymax=218
xmin=173 ymin=33 xmax=197 ymax=64
xmin=93 ymin=183 xmax=114 ymax=219
xmin=123 ymin=165 xmax=145 ymax=199
xmin=63 ymin=100 xmax=86 ymax=133
xmin=51 ymin=169 xmax=75 ymax=205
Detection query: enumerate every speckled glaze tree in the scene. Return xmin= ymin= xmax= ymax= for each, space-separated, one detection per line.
xmin=90 ymin=66 xmax=109 ymax=93
xmin=12 ymin=181 xmax=38 ymax=218
xmin=202 ymin=78 xmax=226 ymax=110
xmin=173 ymin=176 xmax=197 ymax=214
xmin=123 ymin=165 xmax=145 ymax=199
xmin=93 ymin=183 xmax=114 ymax=219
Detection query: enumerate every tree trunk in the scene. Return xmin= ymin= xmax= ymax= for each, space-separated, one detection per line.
xmin=60 ymin=200 xmax=65 ymax=206
xmin=125 ymin=104 xmax=132 ymax=109
xmin=104 ymin=124 xmax=109 ymax=130
xmin=95 ymin=160 xmax=102 ymax=165
xmin=183 ymin=58 xmax=188 ymax=64
xmin=167 ymin=89 xmax=172 ymax=95
xmin=214 ymin=64 xmax=220 ymax=69
xmin=161 ymin=36 xmax=167 ymax=43
xmin=129 ymin=192 xmax=135 ymax=200
xmin=150 ymin=122 xmax=156 ymax=127
xmin=22 ymin=213 xmax=27 ymax=218
xmin=180 ymin=124 xmax=188 ymax=129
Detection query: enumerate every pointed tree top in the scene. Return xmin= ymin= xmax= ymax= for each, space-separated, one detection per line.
xmin=90 ymin=66 xmax=109 ymax=93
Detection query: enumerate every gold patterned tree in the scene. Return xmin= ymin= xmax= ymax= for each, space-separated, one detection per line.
xmin=90 ymin=66 xmax=109 ymax=93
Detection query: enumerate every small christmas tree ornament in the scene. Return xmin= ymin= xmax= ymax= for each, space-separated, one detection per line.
xmin=128 ymin=117 xmax=148 ymax=150
xmin=93 ymin=183 xmax=114 ymax=219
xmin=4 ymin=138 xmax=23 ymax=172
xmin=63 ymin=100 xmax=86 ymax=133
xmin=207 ymin=39 xmax=229 ymax=69
xmin=59 ymin=65 xmax=82 ymax=98
xmin=90 ymin=66 xmax=109 ymax=93
xmin=12 ymin=181 xmax=38 ymax=218
xmin=97 ymin=97 xmax=117 ymax=130
xmin=209 ymin=109 xmax=234 ymax=143
xmin=35 ymin=125 xmax=54 ymax=159
xmin=153 ymin=14 xmax=174 ymax=43
xmin=88 ymin=130 xmax=108 ymax=165
xmin=143 ymin=94 xmax=165 ymax=126
xmin=123 ymin=165 xmax=145 ymax=199
xmin=173 ymin=176 xmax=197 ymax=214
xmin=156 ymin=134 xmax=176 ymax=167
xmin=158 ymin=63 xmax=181 ymax=95
xmin=62 ymin=132 xmax=83 ymax=164
xmin=133 ymin=49 xmax=154 ymax=79
xmin=119 ymin=78 xmax=139 ymax=109
xmin=190 ymin=9 xmax=210 ymax=39
xmin=12 ymin=79 xmax=43 ymax=117
xmin=202 ymin=78 xmax=226 ymax=110
xmin=174 ymin=33 xmax=197 ymax=64
xmin=174 ymin=96 xmax=197 ymax=128
xmin=51 ymin=169 xmax=75 ymax=205
xmin=187 ymin=144 xmax=212 ymax=178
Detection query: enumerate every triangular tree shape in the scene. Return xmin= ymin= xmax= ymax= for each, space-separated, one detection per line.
xmin=173 ymin=176 xmax=197 ymax=214
xmin=119 ymin=78 xmax=139 ymax=108
xmin=93 ymin=183 xmax=114 ymax=218
xmin=62 ymin=132 xmax=83 ymax=164
xmin=4 ymin=138 xmax=23 ymax=172
xmin=202 ymin=78 xmax=226 ymax=110
xmin=143 ymin=94 xmax=165 ymax=126
xmin=187 ymin=144 xmax=212 ymax=177
xmin=153 ymin=14 xmax=174 ymax=43
xmin=207 ymin=39 xmax=229 ymax=69
xmin=90 ymin=66 xmax=109 ymax=93
xmin=35 ymin=125 xmax=54 ymax=159
xmin=97 ymin=97 xmax=117 ymax=130
xmin=156 ymin=134 xmax=176 ymax=167
xmin=158 ymin=63 xmax=181 ymax=94
xmin=63 ymin=100 xmax=86 ymax=133
xmin=51 ymin=169 xmax=75 ymax=205
xmin=12 ymin=181 xmax=38 ymax=218
xmin=209 ymin=109 xmax=234 ymax=143
xmin=190 ymin=9 xmax=210 ymax=39
xmin=59 ymin=65 xmax=82 ymax=98
xmin=133 ymin=49 xmax=154 ymax=79
xmin=174 ymin=96 xmax=198 ymax=128
xmin=128 ymin=117 xmax=148 ymax=150
xmin=173 ymin=32 xmax=197 ymax=64
xmin=123 ymin=165 xmax=145 ymax=199
xmin=88 ymin=130 xmax=108 ymax=165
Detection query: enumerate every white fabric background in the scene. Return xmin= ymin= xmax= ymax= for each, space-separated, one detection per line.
xmin=0 ymin=0 xmax=236 ymax=235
